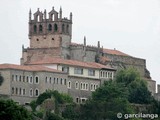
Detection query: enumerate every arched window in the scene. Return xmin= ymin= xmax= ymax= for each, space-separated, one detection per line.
xmin=54 ymin=24 xmax=58 ymax=32
xmin=62 ymin=24 xmax=65 ymax=33
xmin=68 ymin=81 xmax=71 ymax=89
xmin=37 ymin=15 xmax=40 ymax=22
xmin=66 ymin=24 xmax=69 ymax=33
xmin=39 ymin=25 xmax=43 ymax=32
xmin=35 ymin=76 xmax=39 ymax=84
xmin=35 ymin=89 xmax=39 ymax=97
xmin=34 ymin=25 xmax=37 ymax=33
xmin=51 ymin=14 xmax=55 ymax=21
xmin=48 ymin=24 xmax=52 ymax=31
xmin=75 ymin=81 xmax=79 ymax=89
xmin=30 ymin=76 xmax=33 ymax=84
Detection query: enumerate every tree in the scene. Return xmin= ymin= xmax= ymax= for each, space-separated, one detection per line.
xmin=115 ymin=68 xmax=153 ymax=104
xmin=128 ymin=79 xmax=153 ymax=104
xmin=30 ymin=100 xmax=37 ymax=112
xmin=79 ymin=81 xmax=133 ymax=120
xmin=36 ymin=90 xmax=73 ymax=105
xmin=62 ymin=104 xmax=79 ymax=120
xmin=0 ymin=99 xmax=32 ymax=120
xmin=46 ymin=111 xmax=64 ymax=120
xmin=115 ymin=68 xmax=140 ymax=86
xmin=0 ymin=74 xmax=4 ymax=86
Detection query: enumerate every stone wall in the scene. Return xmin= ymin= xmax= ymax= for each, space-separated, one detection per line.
xmin=68 ymin=76 xmax=100 ymax=103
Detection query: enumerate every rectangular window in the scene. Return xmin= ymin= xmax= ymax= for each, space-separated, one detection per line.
xmin=88 ymin=69 xmax=95 ymax=76
xmin=64 ymin=79 xmax=67 ymax=85
xmin=26 ymin=76 xmax=29 ymax=83
xmin=62 ymin=66 xmax=69 ymax=73
xmin=57 ymin=78 xmax=59 ymax=84
xmin=19 ymin=76 xmax=22 ymax=82
xmin=80 ymin=98 xmax=87 ymax=104
xmin=15 ymin=75 xmax=18 ymax=81
xmin=23 ymin=89 xmax=25 ymax=95
xmin=12 ymin=87 xmax=14 ymax=94
xmin=12 ymin=75 xmax=14 ymax=81
xmin=74 ymin=68 xmax=83 ymax=75
xmin=23 ymin=76 xmax=25 ymax=82
xmin=60 ymin=78 xmax=63 ymax=85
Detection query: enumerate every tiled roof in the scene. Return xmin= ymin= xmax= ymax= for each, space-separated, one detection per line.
xmin=99 ymin=56 xmax=111 ymax=63
xmin=103 ymin=48 xmax=130 ymax=56
xmin=70 ymin=42 xmax=130 ymax=56
xmin=0 ymin=64 xmax=64 ymax=73
xmin=27 ymin=58 xmax=115 ymax=70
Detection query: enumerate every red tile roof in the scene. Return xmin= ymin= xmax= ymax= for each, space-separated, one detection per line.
xmin=27 ymin=58 xmax=115 ymax=70
xmin=99 ymin=56 xmax=111 ymax=63
xmin=0 ymin=64 xmax=64 ymax=73
xmin=70 ymin=42 xmax=130 ymax=56
xmin=103 ymin=48 xmax=130 ymax=56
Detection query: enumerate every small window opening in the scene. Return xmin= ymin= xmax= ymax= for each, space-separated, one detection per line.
xmin=48 ymin=24 xmax=52 ymax=31
xmin=54 ymin=24 xmax=58 ymax=32
xmin=39 ymin=25 xmax=43 ymax=32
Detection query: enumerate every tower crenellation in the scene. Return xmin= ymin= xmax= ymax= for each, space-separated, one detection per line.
xmin=28 ymin=7 xmax=72 ymax=49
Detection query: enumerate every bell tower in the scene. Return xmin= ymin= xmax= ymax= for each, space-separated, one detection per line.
xmin=28 ymin=7 xmax=72 ymax=48
xmin=21 ymin=7 xmax=72 ymax=65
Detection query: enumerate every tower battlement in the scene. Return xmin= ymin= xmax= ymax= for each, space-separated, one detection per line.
xmin=29 ymin=7 xmax=72 ymax=38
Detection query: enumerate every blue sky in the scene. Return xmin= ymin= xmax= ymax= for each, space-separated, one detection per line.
xmin=0 ymin=0 xmax=160 ymax=84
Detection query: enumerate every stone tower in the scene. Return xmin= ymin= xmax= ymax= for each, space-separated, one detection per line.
xmin=21 ymin=7 xmax=72 ymax=64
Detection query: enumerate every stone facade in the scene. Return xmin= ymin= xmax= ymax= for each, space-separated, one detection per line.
xmin=0 ymin=64 xmax=68 ymax=105
xmin=0 ymin=7 xmax=157 ymax=105
xmin=19 ymin=7 xmax=156 ymax=95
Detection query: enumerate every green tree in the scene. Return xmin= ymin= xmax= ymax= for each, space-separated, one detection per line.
xmin=30 ymin=100 xmax=37 ymax=112
xmin=46 ymin=111 xmax=64 ymax=120
xmin=0 ymin=99 xmax=32 ymax=120
xmin=80 ymin=81 xmax=133 ymax=120
xmin=128 ymin=79 xmax=153 ymax=104
xmin=115 ymin=68 xmax=140 ymax=86
xmin=36 ymin=90 xmax=73 ymax=105
xmin=115 ymin=68 xmax=153 ymax=104
xmin=62 ymin=104 xmax=79 ymax=120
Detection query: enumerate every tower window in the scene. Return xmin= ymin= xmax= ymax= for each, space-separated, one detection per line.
xmin=36 ymin=39 xmax=39 ymax=41
xmin=34 ymin=25 xmax=37 ymax=33
xmin=52 ymin=38 xmax=54 ymax=40
xmin=48 ymin=24 xmax=52 ymax=31
xmin=54 ymin=24 xmax=58 ymax=32
xmin=39 ymin=25 xmax=43 ymax=32
xmin=37 ymin=15 xmax=40 ymax=22
xmin=62 ymin=24 xmax=65 ymax=33
xmin=66 ymin=25 xmax=69 ymax=33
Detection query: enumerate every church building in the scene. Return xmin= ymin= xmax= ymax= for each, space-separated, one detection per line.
xmin=0 ymin=7 xmax=156 ymax=104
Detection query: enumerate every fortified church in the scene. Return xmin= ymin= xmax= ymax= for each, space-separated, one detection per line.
xmin=0 ymin=7 xmax=156 ymax=104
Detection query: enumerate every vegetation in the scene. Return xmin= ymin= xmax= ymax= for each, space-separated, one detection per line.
xmin=62 ymin=68 xmax=159 ymax=120
xmin=1 ymin=68 xmax=160 ymax=120
xmin=0 ymin=99 xmax=32 ymax=120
